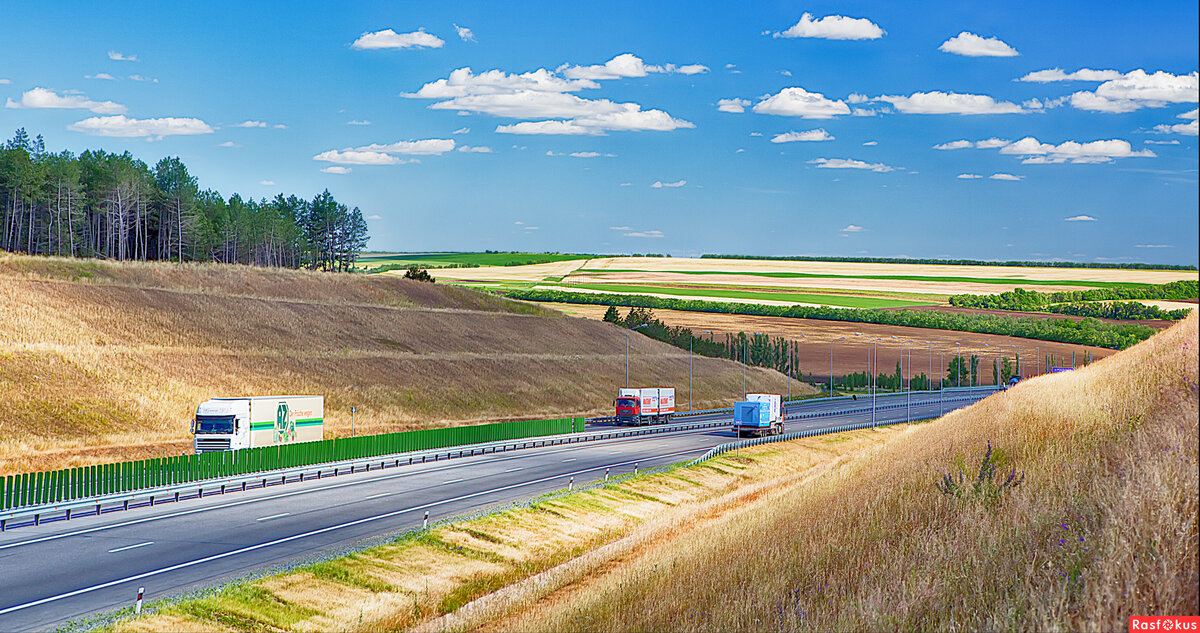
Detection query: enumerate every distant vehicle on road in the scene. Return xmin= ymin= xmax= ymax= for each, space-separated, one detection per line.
xmin=615 ymin=387 xmax=675 ymax=425
xmin=1007 ymin=377 xmax=1021 ymax=387
xmin=733 ymin=393 xmax=784 ymax=437
xmin=1049 ymin=366 xmax=1075 ymax=373
xmin=192 ymin=396 xmax=324 ymax=453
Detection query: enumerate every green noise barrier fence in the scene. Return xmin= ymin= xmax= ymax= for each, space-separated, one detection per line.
xmin=0 ymin=417 xmax=582 ymax=512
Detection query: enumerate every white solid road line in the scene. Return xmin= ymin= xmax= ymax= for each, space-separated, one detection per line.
xmin=255 ymin=513 xmax=290 ymax=522
xmin=0 ymin=447 xmax=707 ymax=616
xmin=364 ymin=492 xmax=392 ymax=500
xmin=442 ymin=478 xmax=465 ymax=484
xmin=503 ymin=467 xmax=523 ymax=473
xmin=0 ymin=427 xmax=718 ymax=552
xmin=106 ymin=541 xmax=153 ymax=554
xmin=561 ymin=458 xmax=577 ymax=462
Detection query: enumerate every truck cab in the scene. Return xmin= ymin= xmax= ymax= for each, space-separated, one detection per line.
xmin=192 ymin=398 xmax=251 ymax=453
xmin=615 ymin=395 xmax=642 ymax=425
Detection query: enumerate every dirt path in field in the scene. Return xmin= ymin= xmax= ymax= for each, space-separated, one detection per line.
xmin=547 ymin=304 xmax=1117 ymax=380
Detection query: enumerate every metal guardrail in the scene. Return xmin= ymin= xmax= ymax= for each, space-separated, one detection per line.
xmin=688 ymin=391 xmax=997 ymax=465
xmin=0 ymin=418 xmax=730 ymax=532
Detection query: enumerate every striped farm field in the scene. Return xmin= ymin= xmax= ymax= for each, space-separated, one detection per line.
xmin=538 ymin=282 xmax=935 ymax=309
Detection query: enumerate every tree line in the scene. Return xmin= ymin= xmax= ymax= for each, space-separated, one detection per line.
xmin=0 ymin=128 xmax=368 ymax=270
xmin=948 ymin=283 xmax=1196 ymax=320
xmin=701 ymin=254 xmax=1196 ymax=271
xmin=511 ymin=289 xmax=1157 ymax=349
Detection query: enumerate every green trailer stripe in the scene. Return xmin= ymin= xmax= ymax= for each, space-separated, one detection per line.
xmin=249 ymin=422 xmax=273 ymax=431
xmin=295 ymin=419 xmax=323 ymax=427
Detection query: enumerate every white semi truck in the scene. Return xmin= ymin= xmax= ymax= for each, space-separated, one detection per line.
xmin=615 ymin=387 xmax=676 ymax=425
xmin=192 ymin=395 xmax=324 ymax=453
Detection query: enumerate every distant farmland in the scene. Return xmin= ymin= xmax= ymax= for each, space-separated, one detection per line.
xmin=357 ymin=251 xmax=594 ymax=270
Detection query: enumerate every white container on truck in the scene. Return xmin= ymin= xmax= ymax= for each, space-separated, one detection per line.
xmin=192 ymin=395 xmax=324 ymax=453
xmin=732 ymin=393 xmax=784 ymax=437
xmin=615 ymin=387 xmax=676 ymax=425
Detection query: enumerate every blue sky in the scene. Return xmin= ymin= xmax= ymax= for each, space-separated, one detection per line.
xmin=2 ymin=1 xmax=1197 ymax=264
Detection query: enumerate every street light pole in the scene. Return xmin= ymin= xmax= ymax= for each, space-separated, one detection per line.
xmin=626 ymin=323 xmax=649 ymax=388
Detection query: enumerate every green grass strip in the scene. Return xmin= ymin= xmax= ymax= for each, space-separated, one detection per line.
xmin=545 ymin=283 xmax=935 ymax=309
xmin=583 ymin=269 xmax=1159 ymax=289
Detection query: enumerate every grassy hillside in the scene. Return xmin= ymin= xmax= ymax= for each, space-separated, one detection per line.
xmin=0 ymin=254 xmax=810 ymax=474
xmin=496 ymin=313 xmax=1198 ymax=631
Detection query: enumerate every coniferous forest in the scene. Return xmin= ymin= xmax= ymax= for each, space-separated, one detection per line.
xmin=0 ymin=128 xmax=369 ymax=270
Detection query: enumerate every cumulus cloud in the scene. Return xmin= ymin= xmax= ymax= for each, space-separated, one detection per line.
xmin=492 ymin=106 xmax=694 ymax=135
xmin=934 ymin=140 xmax=972 ymax=150
xmin=877 ymin=91 xmax=1024 ymax=114
xmin=938 ymin=32 xmax=1019 ymax=57
xmin=86 ymin=72 xmax=115 ymax=80
xmin=321 ymin=166 xmax=352 ymax=174
xmin=1144 ymin=139 xmax=1180 ymax=145
xmin=5 ymin=87 xmax=126 ymax=114
xmin=68 ymin=115 xmax=213 ymax=138
xmin=989 ymin=173 xmax=1022 ymax=180
xmin=840 ymin=224 xmax=864 ymax=232
xmin=624 ymin=229 xmax=665 ymax=238
xmin=351 ymin=28 xmax=444 ymax=50
xmin=651 ymin=180 xmax=687 ymax=188
xmin=998 ymin=136 xmax=1155 ymax=163
xmin=457 ymin=145 xmax=492 ymax=152
xmin=809 ymin=158 xmax=897 ymax=172
xmin=1065 ymin=215 xmax=1097 ymax=221
xmin=454 ymin=24 xmax=476 ymax=42
xmin=976 ymin=137 xmax=1011 ymax=148
xmin=1155 ymin=119 xmax=1199 ymax=135
xmin=366 ymin=214 xmax=383 ymax=220
xmin=407 ymin=67 xmax=596 ymax=99
xmin=753 ymin=87 xmax=850 ymax=118
xmin=559 ymin=53 xmax=708 ymax=80
xmin=312 ymin=149 xmax=403 ymax=165
xmin=1135 ymin=244 xmax=1172 ymax=248
xmin=108 ymin=50 xmax=137 ymax=61
xmin=218 ymin=141 xmax=240 ymax=148
xmin=1070 ymin=70 xmax=1199 ymax=113
xmin=1181 ymin=108 xmax=1199 ymax=120
xmin=259 ymin=180 xmax=275 ymax=186
xmin=957 ymin=173 xmax=983 ymax=179
xmin=234 ymin=120 xmax=268 ymax=128
xmin=717 ymin=98 xmax=751 ymax=113
xmin=128 ymin=74 xmax=156 ymax=83
xmin=1018 ymin=68 xmax=1122 ymax=82
xmin=774 ymin=13 xmax=884 ymax=40
xmin=771 ymin=129 xmax=834 ymax=142
xmin=569 ymin=151 xmax=615 ymax=158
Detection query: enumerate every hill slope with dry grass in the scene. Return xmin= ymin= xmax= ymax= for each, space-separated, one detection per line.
xmin=0 ymin=254 xmax=809 ymax=474
xmin=490 ymin=312 xmax=1198 ymax=632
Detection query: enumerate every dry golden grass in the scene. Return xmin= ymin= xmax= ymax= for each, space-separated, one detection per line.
xmin=493 ymin=312 xmax=1199 ymax=632
xmin=0 ymin=253 xmax=799 ymax=475
xmin=107 ymin=431 xmax=891 ymax=633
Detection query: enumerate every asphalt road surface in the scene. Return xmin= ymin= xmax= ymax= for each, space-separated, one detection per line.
xmin=0 ymin=388 xmax=996 ymax=631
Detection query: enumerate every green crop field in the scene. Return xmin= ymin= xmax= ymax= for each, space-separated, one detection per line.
xmin=357 ymin=252 xmax=594 ymax=270
xmin=586 ymin=269 xmax=1155 ymax=289
xmin=546 ymin=283 xmax=936 ymax=308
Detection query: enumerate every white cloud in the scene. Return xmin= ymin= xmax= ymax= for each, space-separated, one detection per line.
xmin=774 ymin=13 xmax=884 ymax=40
xmin=878 ymin=91 xmax=1023 ymax=114
xmin=233 ymin=120 xmax=268 ymax=128
xmin=366 ymin=214 xmax=383 ymax=220
xmin=1181 ymin=108 xmax=1199 ymax=119
xmin=780 ymin=70 xmax=792 ymax=76
xmin=851 ymin=108 xmax=878 ymax=117
xmin=976 ymin=137 xmax=1011 ymax=148
xmin=957 ymin=173 xmax=983 ymax=179
xmin=938 ymin=32 xmax=1019 ymax=57
xmin=1065 ymin=215 xmax=1097 ymax=221
xmin=321 ymin=166 xmax=352 ymax=174
xmin=5 ymin=87 xmax=126 ymax=114
xmin=107 ymin=50 xmax=137 ymax=61
xmin=989 ymin=173 xmax=1022 ymax=181
xmin=624 ymin=229 xmax=665 ymax=238
xmin=717 ymin=98 xmax=751 ymax=113
xmin=1069 ymin=70 xmax=1199 ymax=113
xmin=569 ymin=151 xmax=614 ymax=158
xmin=351 ymin=28 xmax=444 ymax=50
xmin=68 ymin=115 xmax=214 ymax=138
xmin=809 ymin=158 xmax=897 ymax=172
xmin=493 ymin=106 xmax=693 ymax=135
xmin=559 ymin=54 xmax=708 ymax=80
xmin=1155 ymin=120 xmax=1199 ymax=136
xmin=259 ymin=180 xmax=275 ymax=186
xmin=1069 ymin=91 xmax=1143 ymax=113
xmin=771 ymin=129 xmax=834 ymax=143
xmin=457 ymin=145 xmax=493 ymax=152
xmin=453 ymin=24 xmax=476 ymax=42
xmin=86 ymin=73 xmax=115 ymax=80
xmin=499 ymin=120 xmax=596 ymax=135
xmin=408 ymin=67 xmax=596 ymax=99
xmin=355 ymin=139 xmax=456 ymax=154
xmin=651 ymin=180 xmax=687 ymax=188
xmin=313 ymin=149 xmax=402 ymax=165
xmin=347 ymin=119 xmax=371 ymax=126
xmin=753 ymin=87 xmax=850 ymax=118
xmin=1145 ymin=139 xmax=1180 ymax=145
xmin=1017 ymin=68 xmax=1121 ymax=83
xmin=218 ymin=141 xmax=240 ymax=148
xmin=524 ymin=226 xmax=539 ymax=231
xmin=0 ymin=79 xmax=10 ymax=85
xmin=452 ymin=127 xmax=470 ymax=134
xmin=934 ymin=140 xmax=972 ymax=150
xmin=999 ymin=136 xmax=1155 ymax=163
xmin=862 ymin=140 xmax=877 ymax=146
xmin=1135 ymin=244 xmax=1172 ymax=248
xmin=840 ymin=224 xmax=864 ymax=232
xmin=128 ymin=74 xmax=156 ymax=83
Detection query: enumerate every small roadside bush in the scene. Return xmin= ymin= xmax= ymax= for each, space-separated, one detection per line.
xmin=935 ymin=441 xmax=1024 ymax=500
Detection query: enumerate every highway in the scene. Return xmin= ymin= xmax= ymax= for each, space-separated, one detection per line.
xmin=0 ymin=388 xmax=995 ymax=631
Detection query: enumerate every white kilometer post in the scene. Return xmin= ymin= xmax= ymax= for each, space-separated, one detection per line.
xmin=135 ymin=587 xmax=144 ymax=614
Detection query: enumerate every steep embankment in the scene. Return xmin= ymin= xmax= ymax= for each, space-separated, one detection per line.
xmin=487 ymin=313 xmax=1198 ymax=632
xmin=0 ymin=254 xmax=810 ymax=473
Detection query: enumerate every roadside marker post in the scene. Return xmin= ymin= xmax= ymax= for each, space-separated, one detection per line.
xmin=422 ymin=511 xmax=429 ymax=530
xmin=135 ymin=587 xmax=144 ymax=614
xmin=605 ymin=468 xmax=610 ymax=482
xmin=634 ymin=463 xmax=638 ymax=476
xmin=568 ymin=476 xmax=574 ymax=491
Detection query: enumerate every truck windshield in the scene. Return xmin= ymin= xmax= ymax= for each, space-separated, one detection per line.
xmin=195 ymin=415 xmax=235 ymax=434
xmin=616 ymin=398 xmax=637 ymax=407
